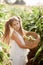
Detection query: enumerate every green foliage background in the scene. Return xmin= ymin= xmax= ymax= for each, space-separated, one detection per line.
xmin=0 ymin=4 xmax=43 ymax=65
xmin=0 ymin=4 xmax=43 ymax=43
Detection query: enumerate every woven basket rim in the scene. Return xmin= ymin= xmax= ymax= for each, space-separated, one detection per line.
xmin=24 ymin=32 xmax=40 ymax=49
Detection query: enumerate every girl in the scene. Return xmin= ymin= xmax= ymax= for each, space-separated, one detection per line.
xmin=3 ymin=16 xmax=30 ymax=65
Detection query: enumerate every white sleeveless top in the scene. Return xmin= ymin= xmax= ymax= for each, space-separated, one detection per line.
xmin=9 ymin=30 xmax=30 ymax=65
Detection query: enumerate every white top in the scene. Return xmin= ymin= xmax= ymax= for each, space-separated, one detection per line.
xmin=9 ymin=30 xmax=30 ymax=65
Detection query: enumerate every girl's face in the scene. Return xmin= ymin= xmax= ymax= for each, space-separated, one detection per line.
xmin=12 ymin=20 xmax=21 ymax=31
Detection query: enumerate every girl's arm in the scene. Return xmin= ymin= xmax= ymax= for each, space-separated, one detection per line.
xmin=11 ymin=31 xmax=30 ymax=49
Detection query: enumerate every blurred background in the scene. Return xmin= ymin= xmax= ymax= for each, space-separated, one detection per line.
xmin=0 ymin=0 xmax=43 ymax=6
xmin=0 ymin=0 xmax=43 ymax=65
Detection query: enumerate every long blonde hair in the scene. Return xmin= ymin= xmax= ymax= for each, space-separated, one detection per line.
xmin=3 ymin=16 xmax=23 ymax=44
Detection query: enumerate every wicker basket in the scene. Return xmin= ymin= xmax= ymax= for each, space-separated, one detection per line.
xmin=23 ymin=32 xmax=40 ymax=49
